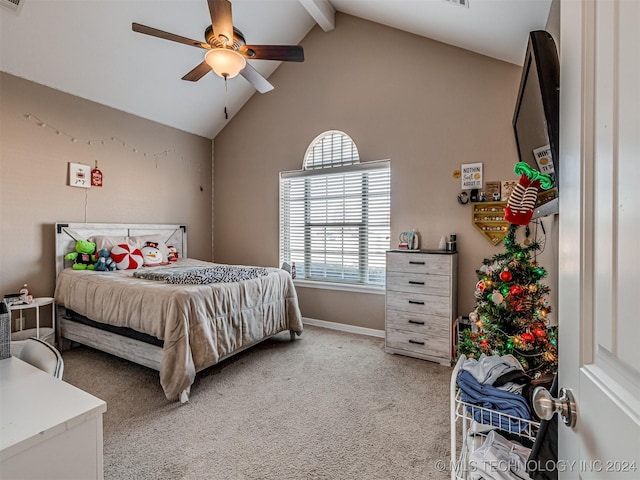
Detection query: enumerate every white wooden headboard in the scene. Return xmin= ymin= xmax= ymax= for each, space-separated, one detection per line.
xmin=55 ymin=222 xmax=188 ymax=277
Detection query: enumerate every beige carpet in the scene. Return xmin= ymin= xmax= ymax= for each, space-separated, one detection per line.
xmin=62 ymin=325 xmax=453 ymax=480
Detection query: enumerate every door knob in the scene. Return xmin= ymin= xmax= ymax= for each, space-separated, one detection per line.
xmin=532 ymin=386 xmax=577 ymax=428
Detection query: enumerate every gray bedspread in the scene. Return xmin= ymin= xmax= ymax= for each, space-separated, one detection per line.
xmin=54 ymin=258 xmax=303 ymax=400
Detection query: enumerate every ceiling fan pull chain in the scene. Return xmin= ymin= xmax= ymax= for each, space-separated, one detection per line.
xmin=224 ymin=75 xmax=229 ymax=120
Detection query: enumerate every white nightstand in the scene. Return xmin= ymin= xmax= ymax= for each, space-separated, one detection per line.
xmin=9 ymin=297 xmax=55 ymax=343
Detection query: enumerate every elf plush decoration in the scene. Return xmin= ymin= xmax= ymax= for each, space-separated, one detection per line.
xmin=64 ymin=239 xmax=97 ymax=270
xmin=504 ymin=162 xmax=554 ymax=226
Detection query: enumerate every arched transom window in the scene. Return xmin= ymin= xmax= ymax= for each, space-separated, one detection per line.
xmin=280 ymin=131 xmax=390 ymax=287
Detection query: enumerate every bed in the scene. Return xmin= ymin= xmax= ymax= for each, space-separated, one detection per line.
xmin=54 ymin=223 xmax=303 ymax=403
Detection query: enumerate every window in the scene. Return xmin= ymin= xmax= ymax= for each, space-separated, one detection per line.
xmin=279 ymin=131 xmax=390 ymax=287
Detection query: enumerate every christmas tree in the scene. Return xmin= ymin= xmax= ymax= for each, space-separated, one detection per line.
xmin=458 ymin=225 xmax=558 ymax=378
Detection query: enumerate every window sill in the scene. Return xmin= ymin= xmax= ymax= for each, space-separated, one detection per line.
xmin=293 ymin=279 xmax=385 ymax=295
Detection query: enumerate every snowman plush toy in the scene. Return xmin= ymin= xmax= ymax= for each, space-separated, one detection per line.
xmin=140 ymin=241 xmax=166 ymax=267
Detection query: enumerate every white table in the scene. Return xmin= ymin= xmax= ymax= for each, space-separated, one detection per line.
xmin=9 ymin=297 xmax=55 ymax=342
xmin=0 ymin=356 xmax=107 ymax=479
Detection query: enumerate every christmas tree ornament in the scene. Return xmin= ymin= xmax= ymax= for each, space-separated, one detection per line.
xmin=499 ymin=269 xmax=513 ymax=282
xmin=510 ymin=285 xmax=524 ymax=296
xmin=491 ymin=292 xmax=504 ymax=305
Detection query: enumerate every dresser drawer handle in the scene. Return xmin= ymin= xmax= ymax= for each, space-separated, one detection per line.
xmin=408 ymin=320 xmax=425 ymax=325
xmin=408 ymin=339 xmax=425 ymax=345
xmin=409 ymin=261 xmax=425 ymax=265
xmin=408 ymin=300 xmax=425 ymax=305
xmin=408 ymin=281 xmax=425 ymax=285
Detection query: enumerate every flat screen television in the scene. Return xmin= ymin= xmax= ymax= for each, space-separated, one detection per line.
xmin=512 ymin=30 xmax=560 ymax=218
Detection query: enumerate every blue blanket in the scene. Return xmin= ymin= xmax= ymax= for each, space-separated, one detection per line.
xmin=457 ymin=369 xmax=531 ymax=432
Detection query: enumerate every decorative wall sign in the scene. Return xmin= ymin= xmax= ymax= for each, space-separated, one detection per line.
xmin=533 ymin=144 xmax=555 ymax=174
xmin=501 ymin=180 xmax=518 ymax=201
xmin=461 ymin=162 xmax=483 ymax=189
xmin=69 ymin=162 xmax=91 ymax=188
xmin=485 ymin=181 xmax=502 ymax=201
xmin=91 ymin=160 xmax=103 ymax=187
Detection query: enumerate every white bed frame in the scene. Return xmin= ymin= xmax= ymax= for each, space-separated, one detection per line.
xmin=54 ymin=222 xmax=296 ymax=403
xmin=55 ymin=222 xmax=188 ymax=278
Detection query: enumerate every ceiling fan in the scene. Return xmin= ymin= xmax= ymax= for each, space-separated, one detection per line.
xmin=132 ymin=0 xmax=304 ymax=94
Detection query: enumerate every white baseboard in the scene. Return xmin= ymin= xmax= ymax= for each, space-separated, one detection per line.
xmin=302 ymin=317 xmax=385 ymax=339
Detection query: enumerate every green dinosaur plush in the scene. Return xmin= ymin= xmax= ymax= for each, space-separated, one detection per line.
xmin=64 ymin=239 xmax=97 ymax=270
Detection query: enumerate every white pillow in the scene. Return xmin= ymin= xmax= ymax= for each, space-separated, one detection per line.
xmin=91 ymin=235 xmax=136 ymax=252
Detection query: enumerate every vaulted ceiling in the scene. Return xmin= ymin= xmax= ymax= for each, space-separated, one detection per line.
xmin=0 ymin=0 xmax=552 ymax=139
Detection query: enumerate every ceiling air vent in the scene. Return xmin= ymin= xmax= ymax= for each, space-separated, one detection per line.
xmin=0 ymin=0 xmax=24 ymax=15
xmin=443 ymin=0 xmax=469 ymax=8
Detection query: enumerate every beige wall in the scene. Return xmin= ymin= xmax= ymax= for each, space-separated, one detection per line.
xmin=0 ymin=73 xmax=213 ymax=315
xmin=213 ymin=14 xmax=556 ymax=330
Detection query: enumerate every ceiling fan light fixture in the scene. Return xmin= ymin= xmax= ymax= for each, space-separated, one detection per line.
xmin=205 ymin=48 xmax=246 ymax=79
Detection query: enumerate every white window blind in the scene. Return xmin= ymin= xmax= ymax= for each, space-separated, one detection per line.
xmin=280 ymin=132 xmax=390 ymax=287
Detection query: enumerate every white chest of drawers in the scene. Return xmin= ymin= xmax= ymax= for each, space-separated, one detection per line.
xmin=385 ymin=250 xmax=458 ymax=365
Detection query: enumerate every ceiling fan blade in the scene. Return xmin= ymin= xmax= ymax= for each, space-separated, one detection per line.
xmin=239 ymin=45 xmax=304 ymax=62
xmin=240 ymin=64 xmax=274 ymax=94
xmin=207 ymin=0 xmax=234 ymax=47
xmin=182 ymin=61 xmax=212 ymax=82
xmin=132 ymin=23 xmax=209 ymax=49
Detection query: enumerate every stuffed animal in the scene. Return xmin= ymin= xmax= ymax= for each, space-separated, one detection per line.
xmin=167 ymin=245 xmax=179 ymax=262
xmin=141 ymin=241 xmax=166 ymax=266
xmin=94 ymin=248 xmax=116 ymax=271
xmin=64 ymin=239 xmax=97 ymax=270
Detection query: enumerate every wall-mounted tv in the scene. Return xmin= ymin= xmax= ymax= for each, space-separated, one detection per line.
xmin=512 ymin=30 xmax=560 ymax=218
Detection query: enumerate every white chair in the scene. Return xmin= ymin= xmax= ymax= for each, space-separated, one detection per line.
xmin=13 ymin=337 xmax=64 ymax=379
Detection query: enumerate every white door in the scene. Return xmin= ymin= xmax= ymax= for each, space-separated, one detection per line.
xmin=557 ymin=0 xmax=640 ymax=477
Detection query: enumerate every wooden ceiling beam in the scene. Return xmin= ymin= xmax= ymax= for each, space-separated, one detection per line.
xmin=298 ymin=0 xmax=335 ymax=32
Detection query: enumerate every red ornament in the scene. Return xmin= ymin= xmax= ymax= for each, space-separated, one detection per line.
xmin=499 ymin=270 xmax=513 ymax=282
xmin=476 ymin=280 xmax=486 ymax=292
xmin=521 ymin=332 xmax=535 ymax=343
xmin=480 ymin=339 xmax=490 ymax=349
xmin=510 ymin=285 xmax=524 ymax=296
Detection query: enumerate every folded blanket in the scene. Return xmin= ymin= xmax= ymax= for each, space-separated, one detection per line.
xmin=134 ymin=265 xmax=270 ymax=284
xmin=457 ymin=369 xmax=531 ymax=432
xmin=462 ymin=353 xmax=525 ymax=386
